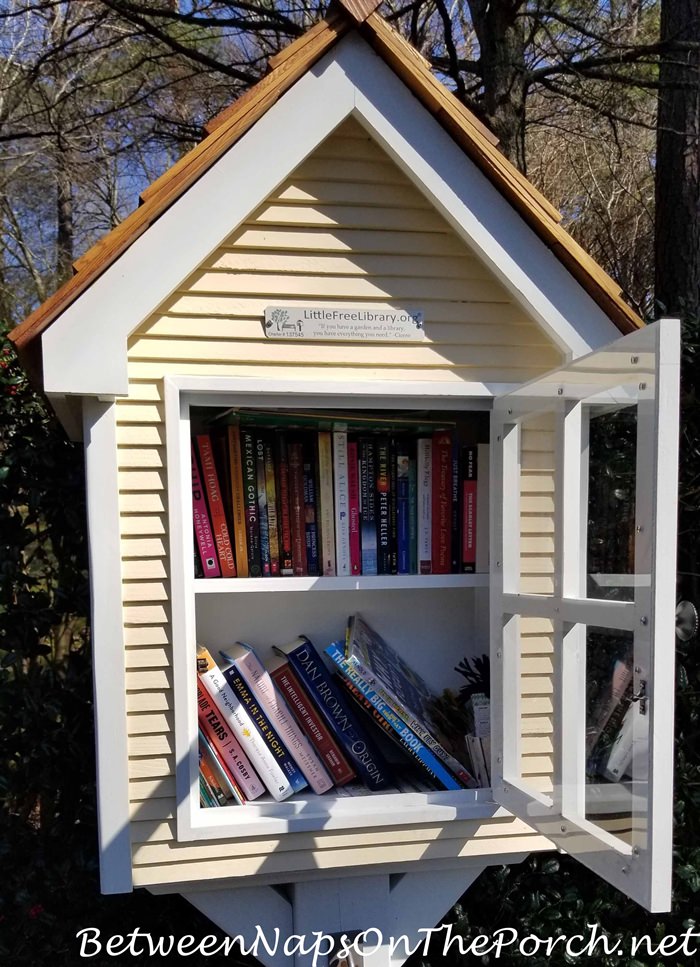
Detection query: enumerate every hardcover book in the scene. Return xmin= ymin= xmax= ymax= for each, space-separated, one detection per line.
xmin=254 ymin=431 xmax=271 ymax=576
xmin=359 ymin=438 xmax=377 ymax=575
xmin=344 ymin=614 xmax=476 ymax=787
xmin=240 ymin=429 xmax=262 ymax=577
xmin=431 ymin=430 xmax=452 ymax=574
xmin=317 ymin=430 xmax=336 ymax=576
xmin=347 ymin=437 xmax=361 ymax=576
xmin=273 ymin=636 xmax=394 ymax=791
xmin=197 ymin=678 xmax=265 ymax=801
xmin=226 ymin=424 xmax=249 ymax=578
xmin=275 ymin=432 xmax=295 ymax=575
xmin=333 ymin=430 xmax=351 ymax=576
xmin=191 ymin=442 xmax=221 ymax=578
xmin=195 ymin=434 xmax=236 ymax=577
xmin=461 ymin=444 xmax=478 ymax=573
xmin=287 ymin=439 xmax=307 ymax=576
xmin=263 ymin=434 xmax=281 ymax=575
xmin=220 ymin=643 xmax=333 ymax=794
xmin=417 ymin=436 xmax=432 ymax=574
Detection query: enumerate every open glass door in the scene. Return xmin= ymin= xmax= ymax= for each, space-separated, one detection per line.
xmin=491 ymin=319 xmax=680 ymax=912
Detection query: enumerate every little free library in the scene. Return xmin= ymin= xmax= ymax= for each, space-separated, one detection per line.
xmin=10 ymin=0 xmax=680 ymax=960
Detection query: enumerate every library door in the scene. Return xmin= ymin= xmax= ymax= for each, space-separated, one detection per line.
xmin=490 ymin=319 xmax=680 ymax=912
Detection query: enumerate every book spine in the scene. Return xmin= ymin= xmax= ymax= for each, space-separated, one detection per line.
xmin=451 ymin=435 xmax=460 ymax=573
xmin=200 ymin=773 xmax=218 ymax=807
xmin=270 ymin=661 xmax=355 ymax=785
xmin=344 ymin=650 xmax=475 ymax=788
xmin=196 ymin=435 xmax=236 ymax=577
xmin=222 ymin=665 xmax=308 ymax=794
xmin=461 ymin=445 xmax=478 ymax=573
xmin=232 ymin=649 xmax=333 ymax=793
xmin=408 ymin=450 xmax=417 ymax=574
xmin=475 ymin=442 xmax=490 ymax=573
xmin=275 ymin=433 xmax=294 ymax=575
xmin=359 ymin=438 xmax=377 ymax=575
xmin=263 ymin=434 xmax=281 ymax=576
xmin=196 ymin=679 xmax=265 ymax=800
xmin=255 ymin=432 xmax=271 ymax=576
xmin=288 ymin=440 xmax=307 ymax=576
xmin=389 ymin=437 xmax=398 ymax=574
xmin=197 ymin=648 xmax=294 ymax=801
xmin=326 ymin=643 xmax=461 ymax=791
xmin=396 ymin=444 xmax=410 ymax=574
xmin=431 ymin=430 xmax=452 ymax=574
xmin=191 ymin=442 xmax=221 ymax=578
xmin=317 ymin=430 xmax=336 ymax=576
xmin=347 ymin=438 xmax=361 ymax=577
xmin=302 ymin=437 xmax=319 ymax=576
xmin=198 ymin=737 xmax=230 ymax=805
xmin=282 ymin=638 xmax=394 ymax=790
xmin=241 ymin=429 xmax=262 ymax=577
xmin=417 ymin=436 xmax=432 ymax=574
xmin=198 ymin=727 xmax=245 ymax=804
xmin=375 ymin=436 xmax=391 ymax=575
xmin=227 ymin=425 xmax=248 ymax=578
xmin=333 ymin=430 xmax=351 ymax=576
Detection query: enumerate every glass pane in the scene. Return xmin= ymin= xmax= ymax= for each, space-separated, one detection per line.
xmin=586 ymin=404 xmax=637 ymax=601
xmin=584 ymin=627 xmax=647 ymax=847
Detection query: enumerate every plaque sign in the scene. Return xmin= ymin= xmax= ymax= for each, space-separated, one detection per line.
xmin=264 ymin=306 xmax=425 ymax=342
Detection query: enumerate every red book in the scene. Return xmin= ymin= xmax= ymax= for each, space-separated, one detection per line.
xmin=191 ymin=442 xmax=220 ymax=578
xmin=288 ymin=440 xmax=307 ymax=576
xmin=347 ymin=438 xmax=361 ymax=576
xmin=431 ymin=430 xmax=452 ymax=574
xmin=195 ymin=434 xmax=236 ymax=577
xmin=268 ymin=655 xmax=355 ymax=786
xmin=461 ymin=445 xmax=478 ymax=573
xmin=196 ymin=679 xmax=265 ymax=801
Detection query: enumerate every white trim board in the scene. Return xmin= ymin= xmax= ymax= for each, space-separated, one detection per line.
xmin=42 ymin=35 xmax=621 ymax=401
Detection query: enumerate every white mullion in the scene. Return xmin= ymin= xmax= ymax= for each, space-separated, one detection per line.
xmin=562 ymin=403 xmax=586 ymax=599
xmin=559 ymin=597 xmax=637 ymax=631
xmin=559 ymin=622 xmax=587 ymax=824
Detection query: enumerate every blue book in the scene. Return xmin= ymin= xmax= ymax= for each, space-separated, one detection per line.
xmin=274 ymin=636 xmax=394 ymax=790
xmin=325 ymin=642 xmax=462 ymax=791
xmin=221 ymin=664 xmax=308 ymax=794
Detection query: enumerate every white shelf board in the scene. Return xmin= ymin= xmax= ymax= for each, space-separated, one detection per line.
xmin=194 ymin=573 xmax=490 ymax=594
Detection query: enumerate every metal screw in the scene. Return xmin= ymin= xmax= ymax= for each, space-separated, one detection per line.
xmin=496 ymin=755 xmax=502 ymax=764
xmin=632 ymin=846 xmax=640 ymax=856
xmin=496 ymin=560 xmax=501 ymax=567
xmin=621 ymin=866 xmax=629 ymax=875
xmin=635 ymin=666 xmax=642 ymax=674
xmin=639 ymin=382 xmax=647 ymax=391
xmin=497 ymin=435 xmax=501 ymax=442
xmin=631 ymin=356 xmax=639 ymax=364
xmin=496 ymin=650 xmax=502 ymax=659
xmin=557 ymin=387 xmax=564 ymax=396
xmin=636 ymin=525 xmax=644 ymax=533
xmin=560 ymin=824 xmax=567 ymax=833
xmin=640 ymin=616 xmax=648 ymax=626
xmin=508 ymin=408 xmax=512 ymax=415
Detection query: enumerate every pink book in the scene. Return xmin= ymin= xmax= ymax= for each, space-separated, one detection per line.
xmin=197 ymin=679 xmax=265 ymax=800
xmin=347 ymin=439 xmax=361 ymax=576
xmin=220 ymin=643 xmax=334 ymax=794
xmin=191 ymin=442 xmax=220 ymax=578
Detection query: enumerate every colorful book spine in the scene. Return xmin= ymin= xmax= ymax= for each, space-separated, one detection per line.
xmin=417 ymin=436 xmax=432 ymax=574
xmin=198 ymin=727 xmax=245 ymax=804
xmin=451 ymin=436 xmax=460 ymax=573
xmin=431 ymin=430 xmax=452 ymax=574
xmin=268 ymin=656 xmax=355 ymax=786
xmin=275 ymin=432 xmax=294 ymax=575
xmin=359 ymin=438 xmax=377 ymax=575
xmin=197 ymin=645 xmax=295 ymax=801
xmin=461 ymin=445 xmax=478 ymax=573
xmin=326 ymin=642 xmax=462 ymax=791
xmin=302 ymin=437 xmax=319 ymax=576
xmin=263 ymin=434 xmax=281 ymax=576
xmin=375 ymin=436 xmax=391 ymax=575
xmin=347 ymin=438 xmax=361 ymax=576
xmin=274 ymin=636 xmax=394 ymax=790
xmin=195 ymin=434 xmax=236 ymax=577
xmin=333 ymin=430 xmax=351 ymax=576
xmin=227 ymin=424 xmax=248 ymax=578
xmin=396 ymin=444 xmax=410 ymax=574
xmin=241 ymin=429 xmax=262 ymax=577
xmin=317 ymin=430 xmax=336 ymax=576
xmin=200 ymin=773 xmax=218 ymax=808
xmin=288 ymin=439 xmax=307 ymax=576
xmin=221 ymin=644 xmax=333 ymax=794
xmin=389 ymin=437 xmax=398 ymax=574
xmin=221 ymin=664 xmax=308 ymax=794
xmin=255 ymin=432 xmax=271 ymax=576
xmin=197 ymin=678 xmax=265 ymax=800
xmin=191 ymin=442 xmax=221 ymax=578
xmin=475 ymin=442 xmax=490 ymax=573
xmin=199 ymin=734 xmax=231 ymax=805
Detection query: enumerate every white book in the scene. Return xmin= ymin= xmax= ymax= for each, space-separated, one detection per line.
xmin=317 ymin=430 xmax=336 ymax=576
xmin=196 ymin=644 xmax=294 ymax=802
xmin=417 ymin=436 xmax=432 ymax=574
xmin=220 ymin=642 xmax=333 ymax=794
xmin=333 ymin=430 xmax=351 ymax=576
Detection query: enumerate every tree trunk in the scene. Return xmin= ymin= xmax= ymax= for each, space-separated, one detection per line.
xmin=654 ymin=0 xmax=700 ymax=320
xmin=468 ymin=0 xmax=527 ymax=170
xmin=55 ymin=139 xmax=74 ymax=286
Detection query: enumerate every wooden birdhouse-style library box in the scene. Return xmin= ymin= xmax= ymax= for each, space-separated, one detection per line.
xmin=10 ymin=0 xmax=681 ymax=958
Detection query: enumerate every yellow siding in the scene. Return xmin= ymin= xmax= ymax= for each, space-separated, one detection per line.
xmin=119 ymin=117 xmax=561 ymax=886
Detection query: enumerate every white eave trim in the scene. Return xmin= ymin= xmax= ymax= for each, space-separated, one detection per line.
xmin=42 ymin=34 xmax=621 ymax=399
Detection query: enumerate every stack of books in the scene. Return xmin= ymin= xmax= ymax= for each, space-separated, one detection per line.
xmin=195 ymin=614 xmax=477 ymax=807
xmin=190 ymin=409 xmax=489 ymax=580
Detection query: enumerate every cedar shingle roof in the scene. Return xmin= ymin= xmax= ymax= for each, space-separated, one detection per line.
xmin=9 ymin=0 xmax=643 ymax=384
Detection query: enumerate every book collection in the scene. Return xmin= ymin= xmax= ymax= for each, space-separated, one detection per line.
xmin=196 ymin=614 xmax=488 ymax=808
xmin=191 ymin=409 xmax=488 ymax=580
